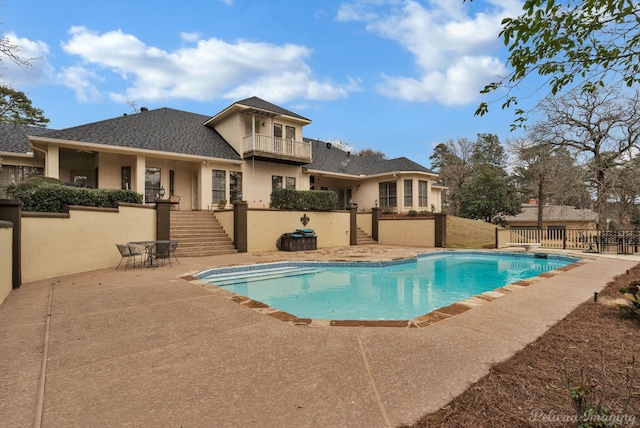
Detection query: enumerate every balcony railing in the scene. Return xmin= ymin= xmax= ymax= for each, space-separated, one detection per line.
xmin=242 ymin=134 xmax=311 ymax=163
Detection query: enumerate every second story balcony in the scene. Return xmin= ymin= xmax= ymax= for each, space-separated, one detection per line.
xmin=242 ymin=133 xmax=312 ymax=165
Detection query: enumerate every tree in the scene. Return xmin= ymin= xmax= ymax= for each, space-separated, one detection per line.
xmin=355 ymin=148 xmax=386 ymax=158
xmin=429 ymin=138 xmax=474 ymax=215
xmin=532 ymin=86 xmax=640 ymax=229
xmin=475 ymin=0 xmax=640 ymax=127
xmin=458 ymin=164 xmax=521 ymax=224
xmin=458 ymin=134 xmax=521 ymax=224
xmin=511 ymin=135 xmax=590 ymax=229
xmin=0 ymin=86 xmax=49 ymax=127
xmin=606 ymin=155 xmax=640 ymax=228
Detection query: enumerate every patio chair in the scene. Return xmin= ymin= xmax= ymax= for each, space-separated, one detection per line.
xmin=115 ymin=243 xmax=142 ymax=270
xmin=169 ymin=195 xmax=181 ymax=210
xmin=152 ymin=241 xmax=173 ymax=267
xmin=169 ymin=240 xmax=180 ymax=264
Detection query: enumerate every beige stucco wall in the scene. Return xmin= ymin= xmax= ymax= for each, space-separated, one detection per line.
xmin=356 ymin=212 xmax=372 ymax=235
xmin=215 ymin=209 xmax=234 ymax=240
xmin=246 ymin=209 xmax=350 ymax=252
xmin=378 ymin=218 xmax=435 ymax=247
xmin=0 ymin=223 xmax=12 ymax=305
xmin=496 ymin=229 xmax=510 ymax=248
xmin=21 ymin=204 xmax=155 ymax=283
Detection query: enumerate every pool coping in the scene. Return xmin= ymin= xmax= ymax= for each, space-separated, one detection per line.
xmin=181 ymin=251 xmax=591 ymax=328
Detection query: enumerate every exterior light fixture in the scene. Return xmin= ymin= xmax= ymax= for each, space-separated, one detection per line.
xmin=159 ymin=186 xmax=166 ymax=198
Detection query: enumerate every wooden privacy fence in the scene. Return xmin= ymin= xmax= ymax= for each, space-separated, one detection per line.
xmin=506 ymin=228 xmax=640 ymax=253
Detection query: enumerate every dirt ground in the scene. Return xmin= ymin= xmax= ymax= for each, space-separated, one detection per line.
xmin=401 ymin=263 xmax=640 ymax=428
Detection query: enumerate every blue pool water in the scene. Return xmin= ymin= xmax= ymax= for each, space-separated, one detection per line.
xmin=196 ymin=251 xmax=579 ymax=321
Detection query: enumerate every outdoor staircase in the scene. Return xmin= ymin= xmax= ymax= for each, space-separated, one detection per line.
xmin=170 ymin=211 xmax=237 ymax=257
xmin=356 ymin=227 xmax=377 ymax=245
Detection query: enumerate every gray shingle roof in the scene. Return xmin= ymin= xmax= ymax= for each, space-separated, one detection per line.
xmin=0 ymin=123 xmax=54 ymax=153
xmin=304 ymin=138 xmax=435 ymax=176
xmin=44 ymin=108 xmax=242 ymax=160
xmin=504 ymin=205 xmax=598 ymax=222
xmin=234 ymin=97 xmax=311 ymax=122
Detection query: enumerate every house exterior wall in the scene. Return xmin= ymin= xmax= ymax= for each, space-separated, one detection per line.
xmin=213 ymin=114 xmax=244 ymax=155
xmin=241 ymin=160 xmax=309 ymax=208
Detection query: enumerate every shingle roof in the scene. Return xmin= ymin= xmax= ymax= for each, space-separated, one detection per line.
xmin=43 ymin=108 xmax=242 ymax=160
xmin=0 ymin=123 xmax=54 ymax=153
xmin=504 ymin=205 xmax=598 ymax=222
xmin=234 ymin=97 xmax=311 ymax=122
xmin=304 ymin=138 xmax=435 ymax=176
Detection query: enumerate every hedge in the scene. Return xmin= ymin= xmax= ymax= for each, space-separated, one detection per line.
xmin=4 ymin=176 xmax=143 ymax=212
xmin=270 ymin=188 xmax=337 ymax=211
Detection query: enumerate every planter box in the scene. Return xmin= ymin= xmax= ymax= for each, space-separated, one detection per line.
xmin=278 ymin=235 xmax=317 ymax=251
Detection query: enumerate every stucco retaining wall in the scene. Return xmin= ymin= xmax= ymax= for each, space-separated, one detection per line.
xmin=246 ymin=209 xmax=350 ymax=252
xmin=0 ymin=222 xmax=12 ymax=305
xmin=378 ymin=217 xmax=435 ymax=247
xmin=21 ymin=204 xmax=155 ymax=283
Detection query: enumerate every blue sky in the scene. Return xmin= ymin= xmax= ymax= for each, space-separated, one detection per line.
xmin=1 ymin=0 xmax=534 ymax=167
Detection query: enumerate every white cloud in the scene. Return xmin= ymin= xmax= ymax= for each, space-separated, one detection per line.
xmin=59 ymin=26 xmax=356 ymax=104
xmin=0 ymin=33 xmax=54 ymax=87
xmin=338 ymin=0 xmax=521 ymax=105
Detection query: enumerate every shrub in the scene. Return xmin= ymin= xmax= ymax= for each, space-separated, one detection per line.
xmin=4 ymin=176 xmax=143 ymax=212
xmin=270 ymin=188 xmax=337 ymax=211
xmin=618 ymin=282 xmax=640 ymax=320
xmin=408 ymin=209 xmax=418 ymax=217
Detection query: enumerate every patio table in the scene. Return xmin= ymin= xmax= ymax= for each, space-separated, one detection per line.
xmin=128 ymin=241 xmax=173 ymax=268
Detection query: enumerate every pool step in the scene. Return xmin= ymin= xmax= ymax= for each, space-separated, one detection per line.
xmin=200 ymin=266 xmax=319 ymax=286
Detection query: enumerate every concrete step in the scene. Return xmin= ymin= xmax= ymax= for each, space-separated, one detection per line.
xmin=169 ymin=211 xmax=235 ymax=257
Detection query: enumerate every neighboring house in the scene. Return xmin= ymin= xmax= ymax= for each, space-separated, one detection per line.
xmin=504 ymin=200 xmax=599 ymax=230
xmin=0 ymin=96 xmax=443 ymax=213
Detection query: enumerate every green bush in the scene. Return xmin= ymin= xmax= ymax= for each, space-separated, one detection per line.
xmin=4 ymin=177 xmax=143 ymax=212
xmin=408 ymin=209 xmax=418 ymax=217
xmin=270 ymin=188 xmax=337 ymax=211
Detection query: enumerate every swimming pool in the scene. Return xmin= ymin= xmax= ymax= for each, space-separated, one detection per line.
xmin=196 ymin=251 xmax=579 ymax=321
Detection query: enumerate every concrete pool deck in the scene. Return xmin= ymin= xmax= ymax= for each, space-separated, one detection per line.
xmin=1 ymin=246 xmax=638 ymax=427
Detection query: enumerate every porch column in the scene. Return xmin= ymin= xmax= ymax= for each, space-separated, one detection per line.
xmin=135 ymin=156 xmax=146 ymax=196
xmin=46 ymin=145 xmax=60 ymax=179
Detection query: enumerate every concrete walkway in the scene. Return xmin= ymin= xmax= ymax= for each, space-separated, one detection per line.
xmin=1 ymin=246 xmax=638 ymax=428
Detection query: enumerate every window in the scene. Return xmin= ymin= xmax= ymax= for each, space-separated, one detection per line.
xmin=418 ymin=180 xmax=428 ymax=207
xmin=404 ymin=179 xmax=413 ymax=206
xmin=144 ymin=167 xmax=161 ymax=203
xmin=273 ymin=123 xmax=283 ymax=138
xmin=285 ymin=125 xmax=295 ymax=140
xmin=286 ymin=176 xmax=296 ymax=189
xmin=121 ymin=166 xmax=131 ymax=190
xmin=230 ymin=171 xmax=243 ymax=202
xmin=169 ymin=170 xmax=175 ymax=196
xmin=378 ymin=181 xmax=397 ymax=208
xmin=212 ymin=170 xmax=226 ymax=203
xmin=272 ymin=175 xmax=283 ymax=190
xmin=0 ymin=165 xmax=43 ymax=198
xmin=244 ymin=117 xmax=261 ymax=136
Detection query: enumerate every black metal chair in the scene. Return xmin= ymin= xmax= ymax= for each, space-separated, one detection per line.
xmin=169 ymin=240 xmax=180 ymax=264
xmin=115 ymin=243 xmax=142 ymax=270
xmin=152 ymin=241 xmax=172 ymax=267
